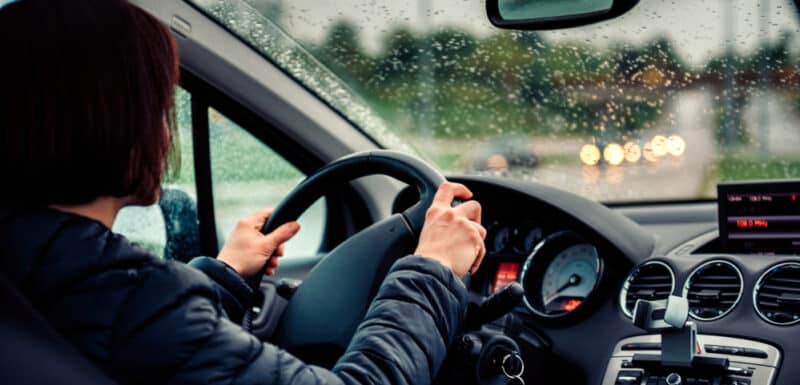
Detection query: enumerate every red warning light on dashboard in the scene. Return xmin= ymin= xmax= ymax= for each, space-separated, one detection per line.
xmin=492 ymin=262 xmax=520 ymax=293
xmin=562 ymin=299 xmax=583 ymax=312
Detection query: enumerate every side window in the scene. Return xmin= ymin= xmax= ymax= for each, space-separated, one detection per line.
xmin=113 ymin=88 xmax=197 ymax=259
xmin=208 ymin=108 xmax=326 ymax=257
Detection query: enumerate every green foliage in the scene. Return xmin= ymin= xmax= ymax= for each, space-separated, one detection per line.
xmin=717 ymin=157 xmax=800 ymax=182
xmin=308 ymin=21 xmax=687 ymax=139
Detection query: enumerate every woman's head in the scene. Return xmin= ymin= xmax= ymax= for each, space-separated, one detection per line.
xmin=0 ymin=0 xmax=180 ymax=207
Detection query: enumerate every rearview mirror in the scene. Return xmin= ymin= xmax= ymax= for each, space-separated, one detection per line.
xmin=487 ymin=0 xmax=639 ymax=30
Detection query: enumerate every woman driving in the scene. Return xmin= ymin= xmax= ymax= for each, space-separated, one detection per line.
xmin=0 ymin=0 xmax=487 ymax=384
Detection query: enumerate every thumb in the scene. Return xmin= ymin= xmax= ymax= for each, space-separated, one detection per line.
xmin=264 ymin=222 xmax=301 ymax=249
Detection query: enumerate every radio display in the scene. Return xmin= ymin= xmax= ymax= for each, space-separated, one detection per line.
xmin=718 ymin=180 xmax=800 ymax=252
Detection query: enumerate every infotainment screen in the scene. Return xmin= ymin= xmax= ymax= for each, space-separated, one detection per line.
xmin=718 ymin=180 xmax=800 ymax=252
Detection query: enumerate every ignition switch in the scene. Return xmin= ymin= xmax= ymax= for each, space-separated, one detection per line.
xmin=475 ymin=335 xmax=525 ymax=385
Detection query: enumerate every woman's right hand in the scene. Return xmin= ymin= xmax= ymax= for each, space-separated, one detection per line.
xmin=414 ymin=182 xmax=487 ymax=278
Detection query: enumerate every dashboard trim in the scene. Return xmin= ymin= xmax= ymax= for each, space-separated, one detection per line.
xmin=602 ymin=334 xmax=781 ymax=385
xmin=451 ymin=175 xmax=656 ymax=264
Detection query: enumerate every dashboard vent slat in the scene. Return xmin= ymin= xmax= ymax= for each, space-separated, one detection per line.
xmin=683 ymin=260 xmax=743 ymax=321
xmin=755 ymin=262 xmax=800 ymax=326
xmin=768 ymin=277 xmax=800 ymax=285
xmin=629 ymin=283 xmax=673 ymax=289
xmin=759 ymin=283 xmax=800 ymax=293
xmin=620 ymin=261 xmax=674 ymax=318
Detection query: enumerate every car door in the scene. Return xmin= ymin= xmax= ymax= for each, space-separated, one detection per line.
xmin=124 ymin=0 xmax=410 ymax=279
xmin=114 ymin=76 xmax=374 ymax=279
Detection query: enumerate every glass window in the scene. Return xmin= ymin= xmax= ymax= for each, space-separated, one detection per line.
xmin=114 ymin=88 xmax=198 ymax=260
xmin=190 ymin=0 xmax=800 ymax=202
xmin=208 ymin=108 xmax=326 ymax=256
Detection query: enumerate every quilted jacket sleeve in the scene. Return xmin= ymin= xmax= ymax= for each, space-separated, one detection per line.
xmin=113 ymin=256 xmax=468 ymax=385
xmin=188 ymin=256 xmax=254 ymax=323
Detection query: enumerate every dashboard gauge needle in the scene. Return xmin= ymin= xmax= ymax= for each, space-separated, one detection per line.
xmin=545 ymin=274 xmax=582 ymax=304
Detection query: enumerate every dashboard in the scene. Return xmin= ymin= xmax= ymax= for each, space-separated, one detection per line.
xmin=396 ymin=177 xmax=800 ymax=385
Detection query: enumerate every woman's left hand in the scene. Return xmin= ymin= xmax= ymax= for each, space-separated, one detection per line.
xmin=217 ymin=208 xmax=300 ymax=278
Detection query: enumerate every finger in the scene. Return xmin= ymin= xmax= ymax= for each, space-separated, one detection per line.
xmin=454 ymin=200 xmax=482 ymax=222
xmin=432 ymin=182 xmax=473 ymax=206
xmin=264 ymin=221 xmax=301 ymax=247
xmin=265 ymin=267 xmax=275 ymax=276
xmin=276 ymin=244 xmax=285 ymax=257
xmin=269 ymin=257 xmax=280 ymax=268
xmin=241 ymin=207 xmax=274 ymax=228
xmin=472 ymin=222 xmax=487 ymax=240
xmin=471 ymin=235 xmax=486 ymax=274
xmin=471 ymin=250 xmax=485 ymax=274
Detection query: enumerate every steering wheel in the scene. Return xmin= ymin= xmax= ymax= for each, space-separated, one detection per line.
xmin=253 ymin=150 xmax=446 ymax=364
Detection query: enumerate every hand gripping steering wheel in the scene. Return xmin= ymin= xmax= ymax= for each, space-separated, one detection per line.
xmin=250 ymin=150 xmax=447 ymax=363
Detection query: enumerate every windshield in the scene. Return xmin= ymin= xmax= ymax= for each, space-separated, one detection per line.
xmin=189 ymin=0 xmax=800 ymax=202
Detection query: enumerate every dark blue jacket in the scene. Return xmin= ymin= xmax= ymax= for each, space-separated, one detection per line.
xmin=0 ymin=208 xmax=468 ymax=385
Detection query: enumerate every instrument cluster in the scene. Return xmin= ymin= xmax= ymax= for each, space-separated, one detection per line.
xmin=486 ymin=221 xmax=544 ymax=256
xmin=485 ymin=220 xmax=605 ymax=320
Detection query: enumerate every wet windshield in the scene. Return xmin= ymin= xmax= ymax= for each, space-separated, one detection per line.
xmin=189 ymin=0 xmax=800 ymax=202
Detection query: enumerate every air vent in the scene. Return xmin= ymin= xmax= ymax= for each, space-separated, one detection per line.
xmin=620 ymin=261 xmax=675 ymax=318
xmin=683 ymin=260 xmax=742 ymax=321
xmin=754 ymin=262 xmax=800 ymax=326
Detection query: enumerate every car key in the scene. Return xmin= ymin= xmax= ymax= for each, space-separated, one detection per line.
xmin=501 ymin=352 xmax=525 ymax=385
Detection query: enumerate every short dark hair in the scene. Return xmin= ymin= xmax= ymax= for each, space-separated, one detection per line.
xmin=0 ymin=0 xmax=180 ymax=207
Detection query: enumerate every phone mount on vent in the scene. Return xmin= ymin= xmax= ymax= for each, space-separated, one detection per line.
xmin=633 ymin=295 xmax=697 ymax=367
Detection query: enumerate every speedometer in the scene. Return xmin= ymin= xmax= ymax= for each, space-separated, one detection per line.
xmin=521 ymin=231 xmax=603 ymax=319
xmin=540 ymin=244 xmax=599 ymax=313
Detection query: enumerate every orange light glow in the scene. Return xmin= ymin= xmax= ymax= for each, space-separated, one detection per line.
xmin=487 ymin=154 xmax=509 ymax=172
xmin=563 ymin=299 xmax=583 ymax=312
xmin=492 ymin=262 xmax=520 ymax=293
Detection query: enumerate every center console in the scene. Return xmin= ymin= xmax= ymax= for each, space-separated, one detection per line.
xmin=602 ymin=334 xmax=780 ymax=385
xmin=601 ymin=180 xmax=799 ymax=385
xmin=603 ymin=286 xmax=782 ymax=385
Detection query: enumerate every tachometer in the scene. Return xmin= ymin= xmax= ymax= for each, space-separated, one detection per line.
xmin=521 ymin=231 xmax=603 ymax=319
xmin=487 ymin=224 xmax=512 ymax=254
xmin=512 ymin=222 xmax=544 ymax=255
